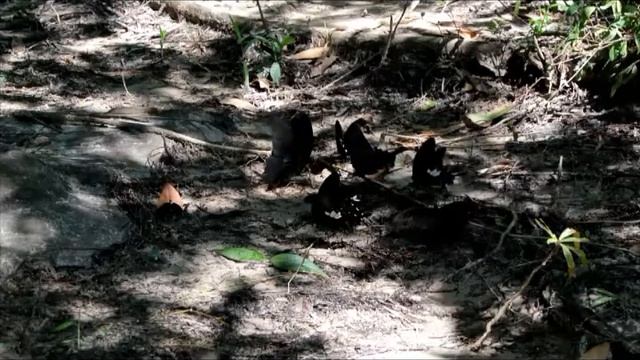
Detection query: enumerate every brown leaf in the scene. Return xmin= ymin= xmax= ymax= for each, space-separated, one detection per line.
xmin=310 ymin=54 xmax=338 ymax=78
xmin=580 ymin=342 xmax=610 ymax=360
xmin=220 ymin=97 xmax=257 ymax=111
xmin=458 ymin=26 xmax=479 ymax=39
xmin=291 ymin=46 xmax=328 ymax=60
xmin=157 ymin=183 xmax=183 ymax=208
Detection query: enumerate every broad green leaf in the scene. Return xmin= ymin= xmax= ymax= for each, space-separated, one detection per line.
xmin=556 ymin=0 xmax=570 ymax=12
xmin=51 ymin=319 xmax=74 ymax=333
xmin=465 ymin=104 xmax=512 ymax=129
xmin=270 ymin=62 xmax=282 ymax=86
xmin=583 ymin=6 xmax=596 ymax=18
xmin=218 ymin=247 xmax=266 ymax=262
xmin=270 ymin=253 xmax=327 ymax=277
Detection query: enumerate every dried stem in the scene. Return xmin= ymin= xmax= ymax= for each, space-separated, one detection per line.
xmin=256 ymin=0 xmax=269 ymax=31
xmin=379 ymin=4 xmax=408 ymax=67
xmin=471 ymin=246 xmax=558 ymax=350
xmin=287 ymin=242 xmax=316 ymax=294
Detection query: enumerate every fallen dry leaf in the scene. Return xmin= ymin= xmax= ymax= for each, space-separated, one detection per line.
xmin=220 ymin=97 xmax=257 ymax=111
xmin=458 ymin=26 xmax=479 ymax=39
xmin=464 ymin=104 xmax=512 ymax=130
xmin=157 ymin=183 xmax=183 ymax=208
xmin=310 ymin=54 xmax=338 ymax=77
xmin=580 ymin=342 xmax=610 ymax=360
xmin=291 ymin=46 xmax=328 ymax=60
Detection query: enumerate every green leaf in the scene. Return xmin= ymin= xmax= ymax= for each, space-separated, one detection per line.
xmin=280 ymin=34 xmax=295 ymax=48
xmin=558 ymin=237 xmax=589 ymax=244
xmin=556 ymin=0 xmax=571 ymax=12
xmin=416 ymin=98 xmax=438 ymax=112
xmin=51 ymin=319 xmax=74 ymax=333
xmin=269 ymin=62 xmax=282 ymax=86
xmin=583 ymin=6 xmax=596 ymax=18
xmin=621 ymin=41 xmax=628 ymax=58
xmin=561 ymin=244 xmax=576 ymax=277
xmin=558 ymin=228 xmax=578 ymax=241
xmin=465 ymin=104 xmax=512 ymax=128
xmin=270 ymin=253 xmax=327 ymax=277
xmin=609 ymin=45 xmax=618 ymax=62
xmin=568 ymin=245 xmax=588 ymax=265
xmin=217 ymin=247 xmax=266 ymax=262
xmin=590 ymin=288 xmax=618 ymax=307
xmin=230 ymin=16 xmax=242 ymax=42
xmin=535 ymin=219 xmax=556 ymax=240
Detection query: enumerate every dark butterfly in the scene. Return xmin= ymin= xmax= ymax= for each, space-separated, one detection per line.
xmin=389 ymin=197 xmax=475 ymax=244
xmin=337 ymin=119 xmax=407 ymax=176
xmin=305 ymin=171 xmax=364 ymax=228
xmin=263 ymin=111 xmax=314 ymax=188
xmin=412 ymin=137 xmax=453 ymax=187
xmin=335 ymin=120 xmax=347 ymax=160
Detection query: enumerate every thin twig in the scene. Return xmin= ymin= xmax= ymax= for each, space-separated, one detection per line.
xmin=445 ymin=210 xmax=518 ymax=282
xmin=287 ymin=241 xmax=316 ymax=294
xmin=50 ymin=3 xmax=61 ymax=24
xmin=120 ymin=58 xmax=131 ymax=97
xmin=532 ymin=34 xmax=550 ymax=93
xmin=471 ymin=246 xmax=558 ymax=350
xmin=575 ymin=218 xmax=640 ymax=225
xmin=379 ymin=4 xmax=408 ymax=67
xmin=320 ymin=52 xmax=379 ymax=91
xmin=256 ymin=0 xmax=269 ymax=31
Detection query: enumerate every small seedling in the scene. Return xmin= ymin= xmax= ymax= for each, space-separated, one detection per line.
xmin=535 ymin=219 xmax=589 ymax=277
xmin=230 ymin=16 xmax=294 ymax=88
xmin=159 ymin=27 xmax=168 ymax=60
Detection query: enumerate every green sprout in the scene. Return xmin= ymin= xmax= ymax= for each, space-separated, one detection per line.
xmin=535 ymin=219 xmax=589 ymax=277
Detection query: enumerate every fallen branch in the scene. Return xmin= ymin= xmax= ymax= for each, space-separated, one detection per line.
xmin=471 ymin=246 xmax=558 ymax=350
xmin=85 ymin=116 xmax=270 ymax=156
xmin=13 ymin=110 xmax=270 ymax=156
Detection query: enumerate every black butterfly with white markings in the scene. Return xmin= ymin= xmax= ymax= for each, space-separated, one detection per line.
xmin=412 ymin=137 xmax=453 ymax=187
xmin=305 ymin=171 xmax=364 ymax=228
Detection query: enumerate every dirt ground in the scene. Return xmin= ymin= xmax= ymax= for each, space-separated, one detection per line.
xmin=1 ymin=1 xmax=640 ymax=359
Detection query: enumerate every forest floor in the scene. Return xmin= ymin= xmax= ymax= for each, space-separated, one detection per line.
xmin=1 ymin=1 xmax=639 ymax=359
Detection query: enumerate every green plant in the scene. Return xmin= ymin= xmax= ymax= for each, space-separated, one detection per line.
xmin=535 ymin=1 xmax=640 ymax=96
xmin=535 ymin=219 xmax=589 ymax=277
xmin=230 ymin=16 xmax=294 ymax=88
xmin=159 ymin=26 xmax=168 ymax=60
xmin=529 ymin=5 xmax=552 ymax=35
